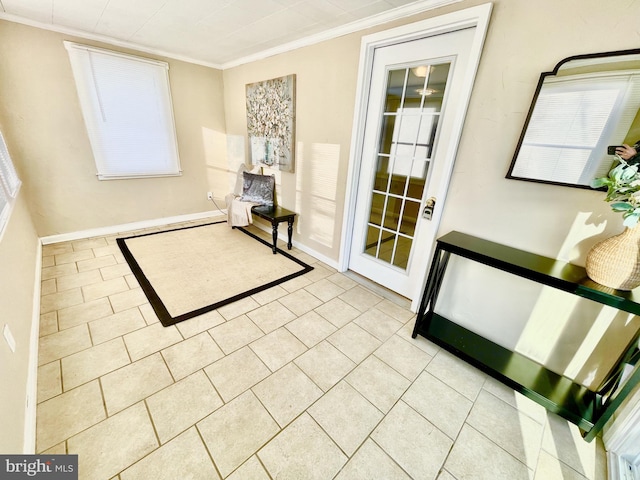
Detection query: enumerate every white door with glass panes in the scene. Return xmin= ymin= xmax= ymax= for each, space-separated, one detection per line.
xmin=348 ymin=26 xmax=477 ymax=300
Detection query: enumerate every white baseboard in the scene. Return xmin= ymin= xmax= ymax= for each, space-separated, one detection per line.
xmin=40 ymin=210 xmax=226 ymax=245
xmin=23 ymin=240 xmax=42 ymax=454
xmin=37 ymin=207 xmax=335 ymax=271
xmin=249 ymin=220 xmax=338 ymax=270
xmin=39 ymin=211 xmax=334 ymax=274
xmin=289 ymin=238 xmax=338 ymax=270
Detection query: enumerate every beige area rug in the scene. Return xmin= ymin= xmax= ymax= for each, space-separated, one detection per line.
xmin=117 ymin=221 xmax=313 ymax=326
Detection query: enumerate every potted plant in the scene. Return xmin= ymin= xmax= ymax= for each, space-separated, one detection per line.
xmin=591 ymin=159 xmax=640 ymax=227
xmin=587 ymin=157 xmax=640 ymax=290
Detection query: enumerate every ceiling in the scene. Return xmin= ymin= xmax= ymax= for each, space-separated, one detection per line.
xmin=0 ymin=0 xmax=454 ymax=68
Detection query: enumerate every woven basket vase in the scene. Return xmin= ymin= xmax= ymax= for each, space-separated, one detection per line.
xmin=586 ymin=224 xmax=640 ymax=291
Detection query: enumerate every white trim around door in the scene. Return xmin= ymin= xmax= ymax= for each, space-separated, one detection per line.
xmin=605 ymin=386 xmax=640 ymax=480
xmin=338 ymin=3 xmax=493 ymax=311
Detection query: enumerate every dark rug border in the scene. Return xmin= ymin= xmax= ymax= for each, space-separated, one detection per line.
xmin=116 ymin=221 xmax=314 ymax=327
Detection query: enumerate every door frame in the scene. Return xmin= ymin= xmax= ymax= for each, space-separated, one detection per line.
xmin=338 ymin=3 xmax=493 ymax=311
xmin=604 ymin=387 xmax=640 ymax=480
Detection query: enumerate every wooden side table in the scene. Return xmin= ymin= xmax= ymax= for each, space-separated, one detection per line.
xmin=251 ymin=205 xmax=297 ymax=254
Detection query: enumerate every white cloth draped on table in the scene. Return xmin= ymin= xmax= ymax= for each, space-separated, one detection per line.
xmin=225 ymin=193 xmax=258 ymax=227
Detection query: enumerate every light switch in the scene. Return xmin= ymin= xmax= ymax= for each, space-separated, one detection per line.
xmin=3 ymin=324 xmax=16 ymax=353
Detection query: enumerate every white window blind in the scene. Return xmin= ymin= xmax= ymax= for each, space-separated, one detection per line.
xmin=512 ymin=73 xmax=640 ymax=184
xmin=0 ymin=131 xmax=20 ymax=197
xmin=64 ymin=42 xmax=181 ymax=180
xmin=0 ymin=130 xmax=21 ymax=240
xmin=0 ymin=185 xmax=8 ymax=236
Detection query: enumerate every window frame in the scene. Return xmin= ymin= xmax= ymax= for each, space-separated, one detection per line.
xmin=64 ymin=41 xmax=182 ymax=180
xmin=0 ymin=130 xmax=22 ymax=241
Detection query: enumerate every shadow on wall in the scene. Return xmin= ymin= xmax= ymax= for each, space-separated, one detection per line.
xmin=201 ymin=131 xmax=242 ymax=201
xmin=436 ymin=203 xmax=640 ymax=385
xmin=199 ymin=134 xmax=343 ymax=253
xmin=515 ymin=288 xmax=639 ymax=391
xmin=295 ymin=142 xmax=341 ymax=249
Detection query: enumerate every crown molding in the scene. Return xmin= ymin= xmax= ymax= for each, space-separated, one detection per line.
xmin=0 ymin=0 xmax=461 ymax=71
xmin=221 ymin=0 xmax=462 ymax=69
xmin=0 ymin=12 xmax=224 ymax=69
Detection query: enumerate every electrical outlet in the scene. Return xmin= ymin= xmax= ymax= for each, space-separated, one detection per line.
xmin=207 ymin=192 xmax=213 ymax=200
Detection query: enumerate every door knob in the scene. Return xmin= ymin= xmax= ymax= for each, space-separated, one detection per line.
xmin=423 ymin=197 xmax=436 ymax=220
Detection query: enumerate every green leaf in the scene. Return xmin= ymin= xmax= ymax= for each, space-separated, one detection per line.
xmin=611 ymin=202 xmax=634 ymax=212
xmin=591 ymin=177 xmax=609 ymax=188
xmin=611 ymin=163 xmax=626 ymax=181
xmin=623 ymin=214 xmax=640 ymax=228
xmin=621 ymin=165 xmax=639 ymax=181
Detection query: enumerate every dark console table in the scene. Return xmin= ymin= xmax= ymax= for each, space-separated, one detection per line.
xmin=250 ymin=205 xmax=296 ymax=254
xmin=412 ymin=231 xmax=640 ymax=441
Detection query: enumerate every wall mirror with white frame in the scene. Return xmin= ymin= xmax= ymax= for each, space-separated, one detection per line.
xmin=506 ymin=48 xmax=640 ymax=189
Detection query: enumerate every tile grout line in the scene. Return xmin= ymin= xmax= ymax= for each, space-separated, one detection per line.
xmin=35 ymin=220 xmax=603 ymax=479
xmin=193 ymin=422 xmax=225 ymax=480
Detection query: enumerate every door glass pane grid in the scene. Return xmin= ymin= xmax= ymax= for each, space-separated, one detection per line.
xmin=382 ymin=193 xmax=405 ymax=231
xmin=387 ymin=102 xmax=439 ymax=201
xmin=396 ymin=110 xmax=441 ymax=158
xmin=367 ymin=189 xmax=402 ymax=262
xmin=384 ymin=69 xmax=409 ymax=113
xmin=401 ymin=69 xmax=428 ymax=111
xmin=364 ymin=222 xmax=415 ymax=269
xmin=400 ymin=199 xmax=420 ymax=236
xmin=365 ymin=62 xmax=450 ymax=271
xmin=367 ymin=66 xmax=421 ymax=269
xmin=369 ymin=192 xmax=386 ymax=227
xmin=365 ymin=224 xmax=397 ymax=261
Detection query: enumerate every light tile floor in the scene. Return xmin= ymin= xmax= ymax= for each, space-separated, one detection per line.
xmin=36 ymin=219 xmax=608 ymax=480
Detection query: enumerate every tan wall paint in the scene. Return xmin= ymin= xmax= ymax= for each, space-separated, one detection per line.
xmin=438 ymin=0 xmax=639 ymax=254
xmin=2 ymin=0 xmax=637 ymax=258
xmin=1 ymin=0 xmax=640 ymax=449
xmin=0 ymin=193 xmax=40 ymax=453
xmin=223 ymin=0 xmax=640 ymax=266
xmin=0 ymin=20 xmax=226 ymax=236
xmin=223 ymin=35 xmax=361 ymax=261
xmin=221 ymin=0 xmax=640 ymax=398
